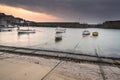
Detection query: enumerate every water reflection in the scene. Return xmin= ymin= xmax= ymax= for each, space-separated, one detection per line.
xmin=0 ymin=27 xmax=120 ymax=58
xmin=82 ymin=34 xmax=89 ymax=37
xmin=17 ymin=32 xmax=36 ymax=41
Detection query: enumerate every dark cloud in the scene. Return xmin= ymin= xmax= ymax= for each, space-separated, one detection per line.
xmin=0 ymin=0 xmax=120 ymax=23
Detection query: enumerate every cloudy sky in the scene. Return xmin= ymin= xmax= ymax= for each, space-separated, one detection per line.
xmin=0 ymin=0 xmax=120 ymax=24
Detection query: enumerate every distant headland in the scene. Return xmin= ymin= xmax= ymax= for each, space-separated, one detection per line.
xmin=0 ymin=13 xmax=120 ymax=29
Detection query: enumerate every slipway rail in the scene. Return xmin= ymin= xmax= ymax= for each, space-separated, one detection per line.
xmin=0 ymin=45 xmax=120 ymax=65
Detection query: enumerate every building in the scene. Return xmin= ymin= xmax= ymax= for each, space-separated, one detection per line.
xmin=0 ymin=19 xmax=7 ymax=27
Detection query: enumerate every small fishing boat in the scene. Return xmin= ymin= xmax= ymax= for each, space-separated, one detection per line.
xmin=0 ymin=27 xmax=12 ymax=32
xmin=17 ymin=29 xmax=35 ymax=34
xmin=55 ymin=27 xmax=66 ymax=33
xmin=82 ymin=30 xmax=90 ymax=35
xmin=17 ymin=23 xmax=35 ymax=34
xmin=55 ymin=33 xmax=62 ymax=41
xmin=0 ymin=25 xmax=13 ymax=32
xmin=0 ymin=28 xmax=12 ymax=32
xmin=92 ymin=32 xmax=98 ymax=36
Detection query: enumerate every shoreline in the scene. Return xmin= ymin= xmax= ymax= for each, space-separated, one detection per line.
xmin=0 ymin=45 xmax=120 ymax=65
xmin=0 ymin=49 xmax=120 ymax=80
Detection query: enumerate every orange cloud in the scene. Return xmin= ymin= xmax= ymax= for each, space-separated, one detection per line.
xmin=0 ymin=5 xmax=60 ymax=22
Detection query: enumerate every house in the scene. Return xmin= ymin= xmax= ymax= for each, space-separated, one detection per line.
xmin=0 ymin=19 xmax=7 ymax=27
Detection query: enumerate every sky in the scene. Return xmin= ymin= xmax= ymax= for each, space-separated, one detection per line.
xmin=0 ymin=0 xmax=120 ymax=24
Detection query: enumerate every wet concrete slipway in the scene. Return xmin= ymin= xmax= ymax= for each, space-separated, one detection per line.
xmin=0 ymin=45 xmax=120 ymax=80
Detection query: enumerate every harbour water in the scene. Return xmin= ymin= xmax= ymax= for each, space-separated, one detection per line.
xmin=0 ymin=27 xmax=120 ymax=58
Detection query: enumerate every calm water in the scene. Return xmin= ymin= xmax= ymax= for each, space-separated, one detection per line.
xmin=0 ymin=27 xmax=120 ymax=58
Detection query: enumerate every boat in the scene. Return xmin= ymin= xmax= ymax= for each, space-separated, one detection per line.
xmin=17 ymin=29 xmax=35 ymax=34
xmin=17 ymin=22 xmax=35 ymax=34
xmin=82 ymin=30 xmax=90 ymax=35
xmin=0 ymin=25 xmax=12 ymax=32
xmin=55 ymin=27 xmax=66 ymax=33
xmin=92 ymin=32 xmax=98 ymax=36
xmin=55 ymin=33 xmax=62 ymax=41
xmin=0 ymin=28 xmax=12 ymax=32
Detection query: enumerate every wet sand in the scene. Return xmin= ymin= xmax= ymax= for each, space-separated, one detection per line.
xmin=0 ymin=52 xmax=120 ymax=80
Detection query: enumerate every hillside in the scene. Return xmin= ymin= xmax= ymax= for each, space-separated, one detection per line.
xmin=1 ymin=13 xmax=120 ymax=29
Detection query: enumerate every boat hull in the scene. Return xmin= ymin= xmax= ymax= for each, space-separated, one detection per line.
xmin=55 ymin=27 xmax=66 ymax=33
xmin=92 ymin=32 xmax=98 ymax=36
xmin=55 ymin=33 xmax=62 ymax=42
xmin=82 ymin=30 xmax=90 ymax=35
xmin=17 ymin=29 xmax=35 ymax=34
xmin=0 ymin=28 xmax=12 ymax=32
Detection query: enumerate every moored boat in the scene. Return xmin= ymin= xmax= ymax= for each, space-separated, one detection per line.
xmin=0 ymin=27 xmax=12 ymax=32
xmin=17 ymin=29 xmax=35 ymax=34
xmin=0 ymin=25 xmax=13 ymax=32
xmin=17 ymin=21 xmax=36 ymax=34
xmin=92 ymin=32 xmax=98 ymax=36
xmin=55 ymin=27 xmax=66 ymax=33
xmin=82 ymin=30 xmax=90 ymax=35
xmin=55 ymin=33 xmax=62 ymax=41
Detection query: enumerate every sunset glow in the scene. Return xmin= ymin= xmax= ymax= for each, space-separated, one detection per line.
xmin=0 ymin=5 xmax=60 ymax=22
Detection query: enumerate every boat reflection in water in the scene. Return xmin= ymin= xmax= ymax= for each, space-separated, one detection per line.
xmin=17 ymin=29 xmax=36 ymax=39
xmin=55 ymin=27 xmax=65 ymax=42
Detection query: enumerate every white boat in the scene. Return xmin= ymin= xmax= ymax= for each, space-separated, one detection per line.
xmin=55 ymin=33 xmax=62 ymax=41
xmin=0 ymin=28 xmax=12 ymax=32
xmin=17 ymin=29 xmax=35 ymax=34
xmin=55 ymin=27 xmax=66 ymax=33
xmin=17 ymin=21 xmax=36 ymax=34
xmin=17 ymin=23 xmax=35 ymax=34
xmin=82 ymin=30 xmax=90 ymax=35
xmin=0 ymin=25 xmax=13 ymax=32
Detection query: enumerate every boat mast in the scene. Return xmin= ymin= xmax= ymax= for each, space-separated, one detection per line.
xmin=27 ymin=22 xmax=29 ymax=30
